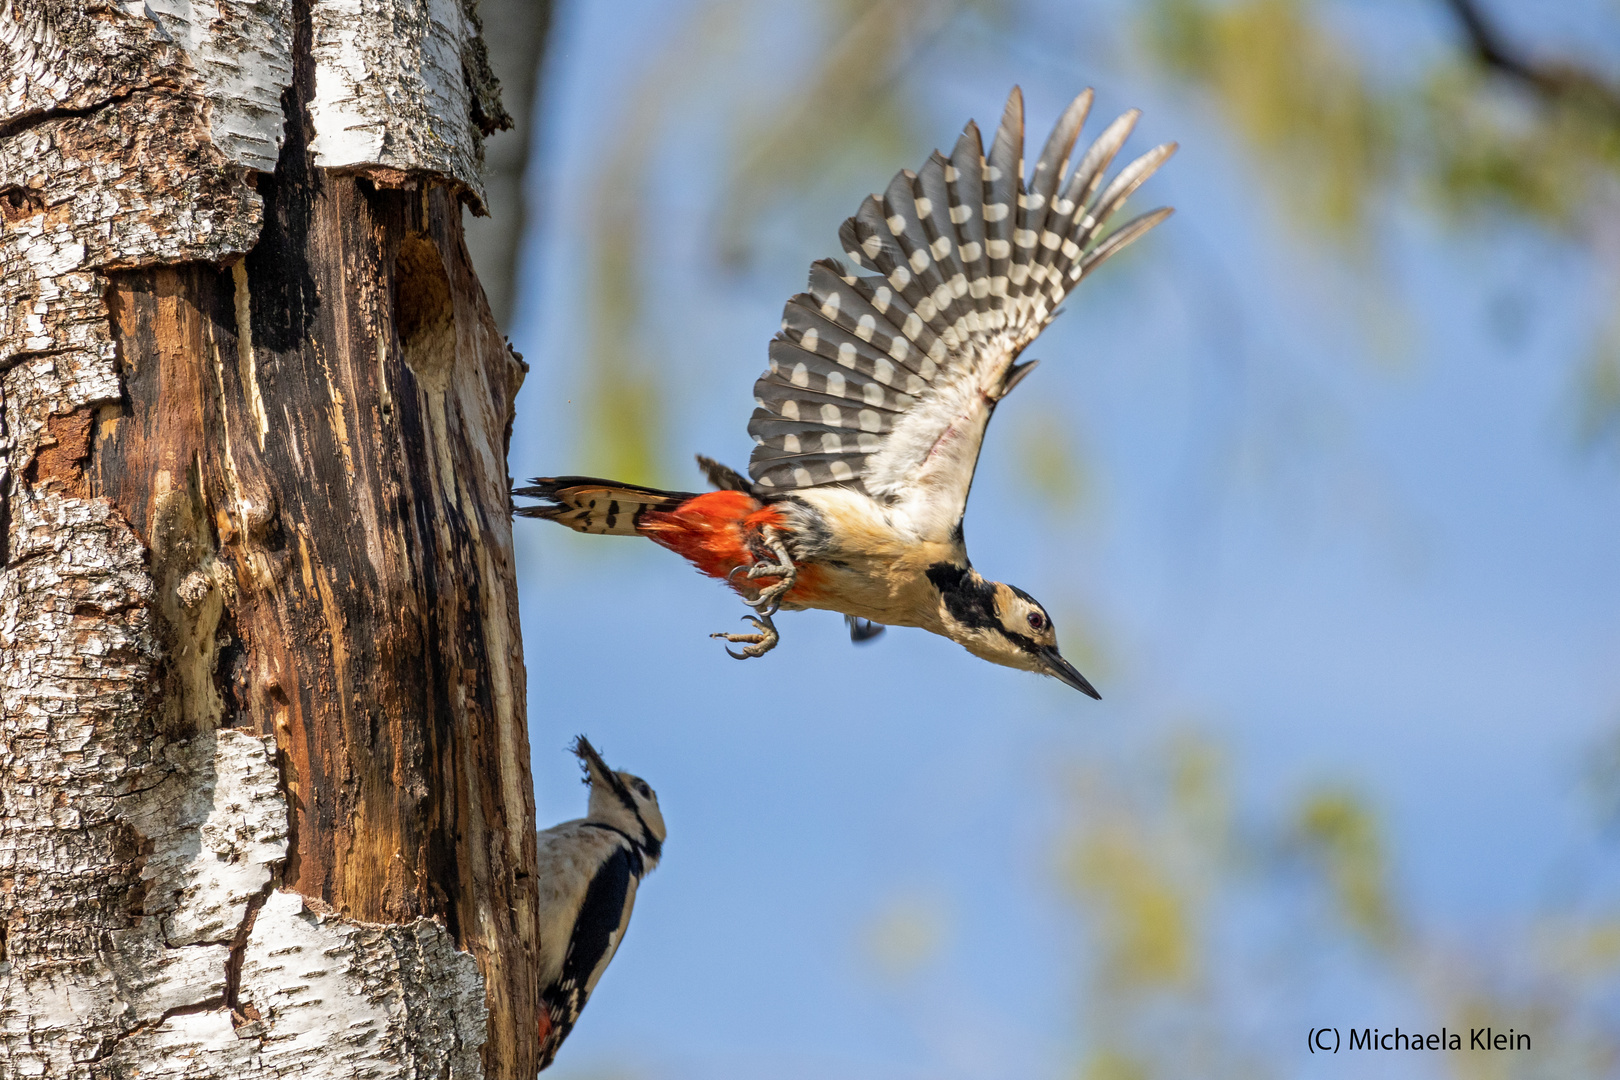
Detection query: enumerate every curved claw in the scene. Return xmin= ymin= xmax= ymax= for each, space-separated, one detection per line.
xmin=710 ymin=614 xmax=778 ymax=659
xmin=729 ymin=561 xmax=793 ymax=616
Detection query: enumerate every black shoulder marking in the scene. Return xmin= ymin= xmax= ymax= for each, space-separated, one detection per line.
xmin=581 ymin=823 xmax=648 ymax=874
xmin=586 ymin=805 xmax=662 ymax=865
xmin=611 ymin=784 xmax=663 ymax=864
xmin=926 ymin=562 xmax=998 ymax=630
xmin=541 ymin=845 xmax=637 ymax=1055
xmin=633 ymin=818 xmax=661 ymax=864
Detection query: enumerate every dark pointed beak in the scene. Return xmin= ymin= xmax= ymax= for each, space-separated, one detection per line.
xmin=572 ymin=735 xmax=612 ymax=781
xmin=1038 ymin=646 xmax=1101 ymax=699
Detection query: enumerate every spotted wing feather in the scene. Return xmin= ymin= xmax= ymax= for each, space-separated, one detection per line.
xmin=748 ymin=87 xmax=1175 ymax=542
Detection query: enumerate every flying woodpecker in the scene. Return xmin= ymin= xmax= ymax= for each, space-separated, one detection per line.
xmin=535 ymin=736 xmax=666 ymax=1070
xmin=517 ymin=87 xmax=1177 ymax=697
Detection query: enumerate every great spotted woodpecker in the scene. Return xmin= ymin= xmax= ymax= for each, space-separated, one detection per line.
xmin=517 ymin=88 xmax=1176 ymax=697
xmin=535 ymin=737 xmax=666 ymax=1070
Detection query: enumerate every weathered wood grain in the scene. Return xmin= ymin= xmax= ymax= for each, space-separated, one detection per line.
xmin=0 ymin=0 xmax=541 ymax=1075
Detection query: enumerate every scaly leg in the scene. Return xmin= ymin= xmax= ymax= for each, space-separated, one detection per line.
xmin=711 ymin=612 xmax=779 ymax=660
xmin=741 ymin=525 xmax=797 ymax=616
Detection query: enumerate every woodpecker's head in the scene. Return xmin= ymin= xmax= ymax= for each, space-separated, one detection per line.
xmin=574 ymin=736 xmax=667 ymax=864
xmin=925 ymin=563 xmax=1099 ymax=698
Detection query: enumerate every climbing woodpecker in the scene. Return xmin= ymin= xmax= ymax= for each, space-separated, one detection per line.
xmin=517 ymin=87 xmax=1177 ymax=697
xmin=535 ymin=736 xmax=666 ymax=1071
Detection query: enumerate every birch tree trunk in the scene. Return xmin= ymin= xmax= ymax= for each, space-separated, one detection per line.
xmin=0 ymin=0 xmax=542 ymax=1075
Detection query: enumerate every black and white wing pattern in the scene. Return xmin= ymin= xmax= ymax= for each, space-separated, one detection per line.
xmin=747 ymin=87 xmax=1174 ymax=542
xmin=536 ymin=832 xmax=642 ymax=1069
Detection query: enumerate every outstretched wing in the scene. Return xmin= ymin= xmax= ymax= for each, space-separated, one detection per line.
xmin=747 ymin=87 xmax=1174 ymax=543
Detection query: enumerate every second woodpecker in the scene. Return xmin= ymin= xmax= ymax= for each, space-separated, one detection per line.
xmin=535 ymin=737 xmax=666 ymax=1071
xmin=518 ymin=87 xmax=1176 ymax=697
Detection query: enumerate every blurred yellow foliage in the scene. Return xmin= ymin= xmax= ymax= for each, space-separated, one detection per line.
xmin=1294 ymin=789 xmax=1400 ymax=949
xmin=1059 ymin=731 xmax=1620 ymax=1077
xmin=1072 ymin=824 xmax=1195 ymax=988
xmin=1141 ymin=0 xmax=1620 ymax=445
xmin=1078 ymin=1048 xmax=1151 ymax=1080
xmin=1014 ymin=409 xmax=1092 ymax=514
xmin=858 ymin=891 xmax=950 ymax=982
xmin=1146 ymin=0 xmax=1389 ymax=236
xmin=1577 ymin=345 xmax=1620 ymax=455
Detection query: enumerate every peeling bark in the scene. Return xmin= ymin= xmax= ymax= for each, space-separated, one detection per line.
xmin=0 ymin=0 xmax=539 ymax=1076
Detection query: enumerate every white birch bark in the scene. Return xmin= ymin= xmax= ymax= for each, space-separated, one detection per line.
xmin=0 ymin=0 xmax=515 ymax=1074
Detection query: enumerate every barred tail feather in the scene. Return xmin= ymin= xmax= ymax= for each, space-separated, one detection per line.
xmin=513 ymin=477 xmax=695 ymax=536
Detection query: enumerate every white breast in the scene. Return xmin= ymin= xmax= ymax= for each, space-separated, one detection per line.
xmin=786 ymin=487 xmax=961 ymax=630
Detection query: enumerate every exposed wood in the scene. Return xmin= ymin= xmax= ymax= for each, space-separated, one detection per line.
xmin=0 ymin=0 xmax=541 ymax=1075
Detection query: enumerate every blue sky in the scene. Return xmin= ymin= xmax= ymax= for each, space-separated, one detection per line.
xmin=503 ymin=1 xmax=1620 ymax=1075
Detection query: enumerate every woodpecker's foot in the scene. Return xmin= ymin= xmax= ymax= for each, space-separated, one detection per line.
xmin=743 ymin=565 xmax=797 ymax=615
xmin=725 ymin=563 xmax=792 ymax=615
xmin=711 ymin=613 xmax=779 ymax=659
xmin=740 ymin=527 xmax=797 ymax=615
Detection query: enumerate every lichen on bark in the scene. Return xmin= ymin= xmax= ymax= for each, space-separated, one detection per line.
xmin=0 ymin=0 xmax=536 ymax=1075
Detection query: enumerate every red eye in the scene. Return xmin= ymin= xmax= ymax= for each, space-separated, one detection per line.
xmin=1027 ymin=612 xmax=1046 ymax=631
